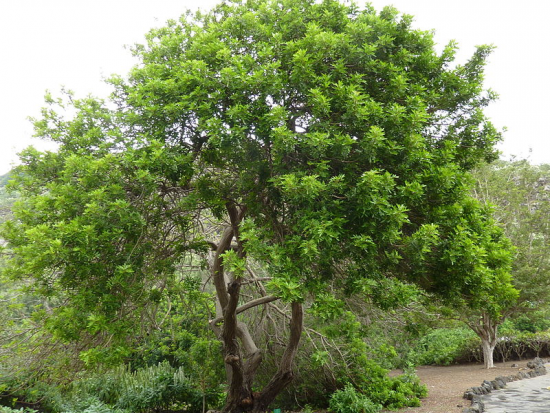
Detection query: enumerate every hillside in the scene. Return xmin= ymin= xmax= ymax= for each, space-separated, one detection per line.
xmin=0 ymin=171 xmax=15 ymax=223
xmin=0 ymin=171 xmax=11 ymax=188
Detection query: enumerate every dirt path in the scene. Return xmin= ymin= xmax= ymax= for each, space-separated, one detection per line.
xmin=387 ymin=361 xmax=532 ymax=413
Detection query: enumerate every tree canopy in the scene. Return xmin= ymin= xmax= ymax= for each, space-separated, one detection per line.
xmin=474 ymin=160 xmax=550 ymax=323
xmin=1 ymin=0 xmax=517 ymax=411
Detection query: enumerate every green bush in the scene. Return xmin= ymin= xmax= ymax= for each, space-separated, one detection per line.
xmin=0 ymin=360 xmax=223 ymax=413
xmin=511 ymin=314 xmax=550 ymax=333
xmin=343 ymin=339 xmax=427 ymax=409
xmin=410 ymin=326 xmax=550 ymax=366
xmin=0 ymin=408 xmax=37 ymax=413
xmin=60 ymin=361 xmax=218 ymax=413
xmin=347 ymin=361 xmax=426 ymax=409
xmin=276 ymin=311 xmax=428 ymax=410
xmin=60 ymin=397 xmax=129 ymax=413
xmin=492 ymin=330 xmax=550 ymax=362
xmin=409 ymin=328 xmax=479 ymax=365
xmin=329 ymin=384 xmax=381 ymax=413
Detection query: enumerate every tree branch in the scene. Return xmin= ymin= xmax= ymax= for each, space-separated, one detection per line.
xmin=222 ymin=280 xmax=245 ymax=403
xmin=226 ymin=202 xmax=247 ymax=258
xmin=256 ymin=302 xmax=303 ymax=410
xmin=210 ymin=295 xmax=279 ymax=327
xmin=212 ymin=226 xmax=234 ymax=310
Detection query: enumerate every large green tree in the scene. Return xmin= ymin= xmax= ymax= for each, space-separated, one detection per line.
xmin=2 ymin=0 xmax=516 ymax=411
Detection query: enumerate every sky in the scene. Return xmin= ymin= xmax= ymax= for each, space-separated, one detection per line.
xmin=0 ymin=0 xmax=548 ymax=175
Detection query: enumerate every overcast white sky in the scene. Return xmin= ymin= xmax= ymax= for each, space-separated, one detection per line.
xmin=1 ymin=0 xmax=548 ymax=175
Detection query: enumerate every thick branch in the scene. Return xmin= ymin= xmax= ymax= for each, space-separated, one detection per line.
xmin=207 ymin=241 xmax=240 ymax=252
xmin=226 ymin=202 xmax=247 ymax=257
xmin=212 ymin=226 xmax=234 ymax=310
xmin=223 ymin=280 xmax=245 ymax=403
xmin=238 ymin=322 xmax=263 ymax=391
xmin=210 ymin=295 xmax=279 ymax=326
xmin=256 ymin=302 xmax=303 ymax=410
xmin=466 ymin=311 xmax=498 ymax=342
xmin=280 ymin=301 xmax=303 ymax=372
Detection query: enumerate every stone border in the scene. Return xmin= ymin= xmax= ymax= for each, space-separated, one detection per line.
xmin=461 ymin=357 xmax=548 ymax=413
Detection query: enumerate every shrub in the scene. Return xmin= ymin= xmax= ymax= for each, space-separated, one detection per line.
xmin=275 ymin=321 xmax=428 ymax=410
xmin=350 ymin=365 xmax=426 ymax=409
xmin=492 ymin=330 xmax=550 ymax=362
xmin=329 ymin=384 xmax=381 ymax=413
xmin=0 ymin=360 xmax=224 ymax=413
xmin=60 ymin=361 xmax=218 ymax=413
xmin=409 ymin=328 xmax=479 ymax=365
xmin=342 ymin=340 xmax=427 ymax=409
xmin=60 ymin=397 xmax=129 ymax=413
xmin=407 ymin=326 xmax=550 ymax=367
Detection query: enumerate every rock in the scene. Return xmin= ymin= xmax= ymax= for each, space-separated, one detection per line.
xmin=490 ymin=378 xmax=504 ymax=389
xmin=534 ymin=366 xmax=547 ymax=376
xmin=464 ymin=391 xmax=475 ymax=400
xmin=519 ymin=371 xmax=528 ymax=379
xmin=494 ymin=376 xmax=507 ymax=388
xmin=527 ymin=357 xmax=545 ymax=369
xmin=482 ymin=380 xmax=493 ymax=392
xmin=462 ymin=400 xmax=484 ymax=413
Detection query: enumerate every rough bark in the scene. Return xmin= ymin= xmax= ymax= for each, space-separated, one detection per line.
xmin=210 ymin=225 xmax=235 ymax=384
xmin=226 ymin=202 xmax=246 ymax=258
xmin=217 ymin=268 xmax=304 ymax=412
xmin=213 ymin=205 xmax=259 ymax=412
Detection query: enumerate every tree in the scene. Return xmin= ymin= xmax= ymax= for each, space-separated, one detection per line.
xmin=473 ymin=160 xmax=550 ymax=328
xmin=402 ymin=196 xmax=517 ymax=369
xmin=2 ymin=0 xmax=516 ymax=411
xmin=454 ymin=209 xmax=517 ymax=369
xmin=457 ymin=159 xmax=550 ymax=368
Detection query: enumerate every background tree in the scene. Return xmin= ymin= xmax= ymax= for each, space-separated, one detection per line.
xmin=2 ymin=0 xmax=516 ymax=411
xmin=401 ymin=195 xmax=517 ymax=368
xmin=473 ymin=160 xmax=550 ymax=330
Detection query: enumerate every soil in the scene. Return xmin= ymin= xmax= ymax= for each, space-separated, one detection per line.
xmin=385 ymin=360 xmax=533 ymax=413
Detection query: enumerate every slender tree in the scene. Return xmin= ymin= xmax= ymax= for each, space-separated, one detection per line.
xmin=402 ymin=196 xmax=517 ymax=368
xmin=2 ymin=0 xmax=516 ymax=410
xmin=474 ymin=160 xmax=550 ymax=326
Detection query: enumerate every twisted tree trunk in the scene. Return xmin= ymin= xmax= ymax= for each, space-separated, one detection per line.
xmin=210 ymin=204 xmax=304 ymax=413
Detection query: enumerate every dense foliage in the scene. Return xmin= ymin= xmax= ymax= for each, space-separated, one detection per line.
xmin=0 ymin=0 xmax=519 ymax=411
xmin=329 ymin=384 xmax=381 ymax=413
xmin=473 ymin=160 xmax=550 ymax=320
xmin=410 ymin=327 xmax=479 ymax=366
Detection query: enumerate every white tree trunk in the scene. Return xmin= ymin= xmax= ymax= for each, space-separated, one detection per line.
xmin=469 ymin=311 xmax=499 ymax=369
xmin=481 ymin=337 xmax=496 ymax=369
